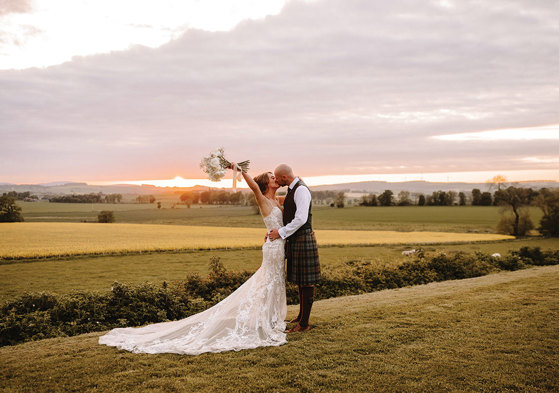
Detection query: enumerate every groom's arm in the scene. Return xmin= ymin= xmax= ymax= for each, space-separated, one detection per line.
xmin=277 ymin=187 xmax=312 ymax=239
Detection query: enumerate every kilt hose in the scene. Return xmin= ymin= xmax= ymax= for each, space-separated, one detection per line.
xmin=286 ymin=228 xmax=321 ymax=285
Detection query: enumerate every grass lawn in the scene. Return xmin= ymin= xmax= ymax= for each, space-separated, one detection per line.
xmin=1 ymin=265 xmax=557 ymax=392
xmin=1 ymin=237 xmax=557 ymax=303
xmin=17 ymin=202 xmax=545 ymax=233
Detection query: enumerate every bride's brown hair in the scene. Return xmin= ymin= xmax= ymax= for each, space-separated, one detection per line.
xmin=253 ymin=172 xmax=272 ymax=194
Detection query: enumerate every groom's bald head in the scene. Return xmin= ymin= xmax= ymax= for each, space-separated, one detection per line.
xmin=274 ymin=164 xmax=295 ymax=186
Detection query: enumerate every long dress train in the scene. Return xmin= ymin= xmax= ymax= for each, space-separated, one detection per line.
xmin=98 ymin=206 xmax=287 ymax=355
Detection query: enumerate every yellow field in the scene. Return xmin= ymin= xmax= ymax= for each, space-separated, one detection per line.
xmin=0 ymin=222 xmax=514 ymax=259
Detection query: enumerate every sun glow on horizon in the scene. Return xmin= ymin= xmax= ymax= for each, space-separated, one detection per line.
xmin=87 ymin=169 xmax=559 ymax=188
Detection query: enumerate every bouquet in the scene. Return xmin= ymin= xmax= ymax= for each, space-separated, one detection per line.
xmin=200 ymin=148 xmax=250 ymax=190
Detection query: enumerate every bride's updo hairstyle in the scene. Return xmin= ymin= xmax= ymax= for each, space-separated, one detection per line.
xmin=254 ymin=172 xmax=272 ymax=194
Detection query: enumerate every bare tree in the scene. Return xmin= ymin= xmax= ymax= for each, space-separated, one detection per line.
xmin=494 ymin=187 xmax=534 ymax=236
xmin=487 ymin=175 xmax=508 ymax=191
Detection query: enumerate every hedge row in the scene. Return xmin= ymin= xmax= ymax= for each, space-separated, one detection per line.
xmin=1 ymin=248 xmax=558 ymax=347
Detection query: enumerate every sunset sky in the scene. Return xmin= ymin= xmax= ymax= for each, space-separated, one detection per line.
xmin=1 ymin=0 xmax=558 ymax=187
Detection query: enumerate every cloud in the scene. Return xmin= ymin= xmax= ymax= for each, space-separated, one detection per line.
xmin=521 ymin=157 xmax=559 ymax=165
xmin=432 ymin=125 xmax=559 ymax=141
xmin=0 ymin=0 xmax=31 ymax=16
xmin=0 ymin=0 xmax=291 ymax=69
xmin=1 ymin=0 xmax=559 ymax=183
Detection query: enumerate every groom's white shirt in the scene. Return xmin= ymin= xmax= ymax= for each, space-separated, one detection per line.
xmin=278 ymin=177 xmax=312 ymax=239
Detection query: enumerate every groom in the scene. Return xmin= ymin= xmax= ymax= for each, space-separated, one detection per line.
xmin=268 ymin=164 xmax=321 ymax=332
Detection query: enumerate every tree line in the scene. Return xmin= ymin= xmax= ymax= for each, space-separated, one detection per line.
xmin=48 ymin=193 xmax=123 ymax=204
xmin=357 ymin=188 xmax=538 ymax=207
xmin=2 ymin=191 xmax=39 ymax=201
xmin=179 ymin=190 xmax=256 ymax=207
xmin=179 ymin=190 xmax=350 ymax=208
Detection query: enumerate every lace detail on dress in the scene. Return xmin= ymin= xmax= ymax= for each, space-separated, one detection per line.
xmin=98 ymin=207 xmax=287 ymax=355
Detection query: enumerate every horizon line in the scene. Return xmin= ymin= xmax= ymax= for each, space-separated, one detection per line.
xmin=4 ymin=169 xmax=559 ymax=188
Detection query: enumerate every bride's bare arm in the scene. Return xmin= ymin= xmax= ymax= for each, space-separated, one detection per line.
xmin=230 ymin=164 xmax=272 ymax=216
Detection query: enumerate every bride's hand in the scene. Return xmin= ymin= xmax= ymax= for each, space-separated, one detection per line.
xmin=229 ymin=162 xmax=239 ymax=171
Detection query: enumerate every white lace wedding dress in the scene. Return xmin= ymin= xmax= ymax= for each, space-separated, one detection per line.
xmin=98 ymin=206 xmax=287 ymax=355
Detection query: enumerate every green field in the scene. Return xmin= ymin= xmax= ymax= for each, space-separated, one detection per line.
xmin=1 ymin=203 xmax=554 ymax=303
xmin=16 ymin=201 xmax=544 ymax=233
xmin=1 ymin=266 xmax=557 ymax=392
xmin=3 ymin=201 xmax=558 ymax=392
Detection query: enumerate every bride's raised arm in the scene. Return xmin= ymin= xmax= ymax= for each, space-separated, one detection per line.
xmin=230 ymin=163 xmax=273 ymax=217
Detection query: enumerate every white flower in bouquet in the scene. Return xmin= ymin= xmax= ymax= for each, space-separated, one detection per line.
xmin=200 ymin=148 xmax=250 ymax=183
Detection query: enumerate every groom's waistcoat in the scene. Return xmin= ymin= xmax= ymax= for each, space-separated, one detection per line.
xmin=283 ymin=180 xmax=313 ymax=238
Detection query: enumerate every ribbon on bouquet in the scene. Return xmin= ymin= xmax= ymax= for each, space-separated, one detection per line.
xmin=232 ymin=163 xmax=243 ymax=192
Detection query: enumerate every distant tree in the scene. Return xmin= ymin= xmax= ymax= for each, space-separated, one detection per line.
xmin=229 ymin=191 xmax=243 ymax=205
xmin=311 ymin=190 xmax=337 ymax=206
xmin=98 ymin=210 xmax=114 ymax=223
xmin=334 ymin=192 xmax=345 ymax=208
xmin=136 ymin=195 xmax=155 ymax=204
xmin=2 ymin=191 xmax=36 ymax=201
xmin=494 ymin=187 xmax=534 ymax=236
xmin=480 ymin=192 xmax=493 ymax=206
xmin=180 ymin=191 xmax=200 ymax=207
xmin=50 ymin=193 xmax=108 ymax=203
xmin=417 ymin=194 xmax=426 ymax=206
xmin=496 ymin=210 xmax=533 ymax=237
xmin=359 ymin=193 xmax=378 ymax=206
xmin=425 ymin=194 xmax=434 ymax=206
xmin=436 ymin=191 xmax=446 ymax=206
xmin=487 ymin=175 xmax=508 ymax=191
xmin=0 ymin=195 xmax=24 ymax=222
xmin=493 ymin=191 xmax=502 ymax=206
xmin=447 ymin=191 xmax=457 ymax=206
xmin=216 ymin=191 xmax=229 ymax=205
xmin=534 ymin=188 xmax=559 ymax=237
xmin=200 ymin=191 xmax=211 ymax=204
xmin=471 ymin=189 xmax=482 ymax=206
xmin=378 ymin=190 xmax=394 ymax=206
xmin=246 ymin=193 xmax=259 ymax=214
xmin=397 ymin=191 xmax=411 ymax=206
xmin=458 ymin=192 xmax=466 ymax=206
xmin=103 ymin=193 xmax=122 ymax=203
xmin=359 ymin=194 xmax=368 ymax=206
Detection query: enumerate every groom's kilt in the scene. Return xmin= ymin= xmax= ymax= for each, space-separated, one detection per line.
xmin=286 ymin=228 xmax=321 ymax=285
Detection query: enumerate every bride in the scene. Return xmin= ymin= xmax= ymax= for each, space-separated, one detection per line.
xmin=98 ymin=166 xmax=287 ymax=355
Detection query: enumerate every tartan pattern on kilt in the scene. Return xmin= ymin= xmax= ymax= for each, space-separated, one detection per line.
xmin=286 ymin=228 xmax=321 ymax=285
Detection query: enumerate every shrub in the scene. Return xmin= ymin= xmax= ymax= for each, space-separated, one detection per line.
xmin=496 ymin=209 xmax=533 ymax=236
xmin=495 ymin=187 xmax=535 ymax=236
xmin=539 ymin=212 xmax=559 ymax=237
xmin=2 ymin=250 xmax=558 ymax=347
xmin=378 ymin=190 xmax=394 ymax=206
xmin=334 ymin=192 xmax=345 ymax=208
xmin=513 ymin=246 xmax=559 ymax=266
xmin=98 ymin=210 xmax=115 ymax=223
xmin=535 ymin=188 xmax=559 ymax=237
xmin=0 ymin=195 xmax=24 ymax=222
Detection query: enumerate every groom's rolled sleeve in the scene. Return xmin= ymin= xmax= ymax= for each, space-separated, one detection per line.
xmin=278 ymin=187 xmax=312 ymax=239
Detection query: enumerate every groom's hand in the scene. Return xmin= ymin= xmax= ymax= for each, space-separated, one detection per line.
xmin=268 ymin=229 xmax=281 ymax=241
